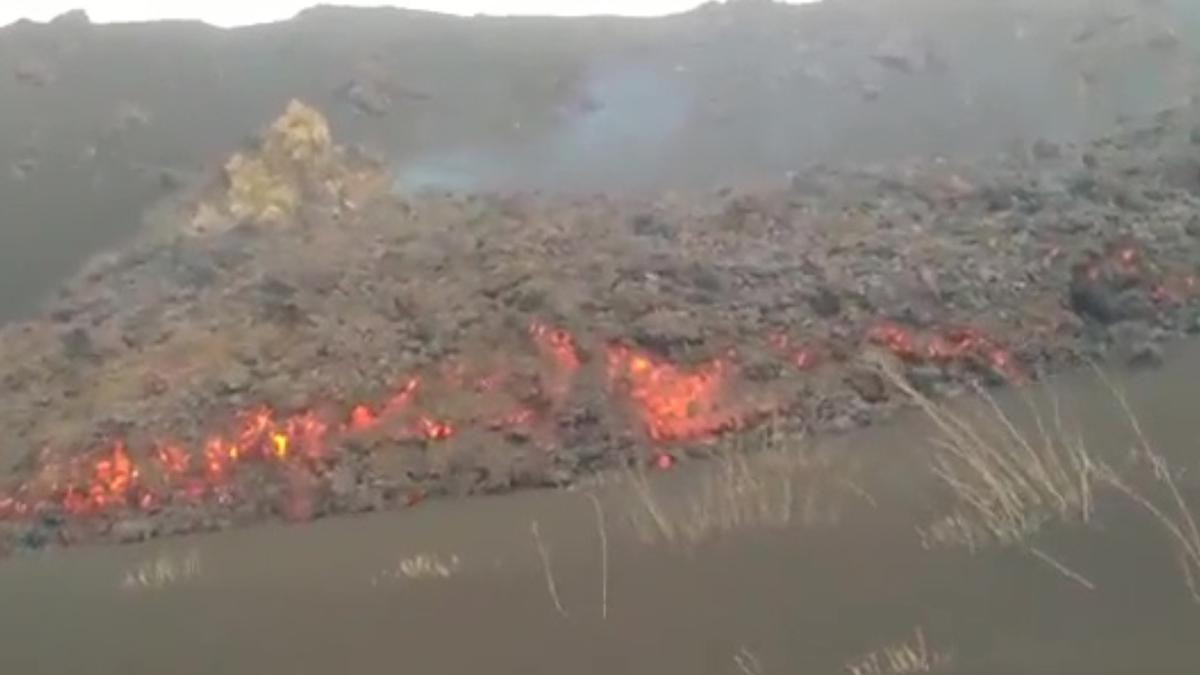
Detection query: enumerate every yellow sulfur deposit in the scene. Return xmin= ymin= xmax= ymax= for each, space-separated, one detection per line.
xmin=220 ymin=99 xmax=382 ymax=226
xmin=224 ymin=152 xmax=300 ymax=224
xmin=265 ymin=99 xmax=333 ymax=164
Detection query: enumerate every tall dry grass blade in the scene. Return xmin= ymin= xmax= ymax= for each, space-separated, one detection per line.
xmin=1028 ymin=546 xmax=1096 ymax=591
xmin=878 ymin=359 xmax=1095 ymax=556
xmin=1099 ymin=468 xmax=1200 ymax=602
xmin=530 ymin=521 xmax=569 ymax=618
xmin=733 ymin=645 xmax=764 ymax=675
xmin=623 ymin=429 xmax=844 ymax=548
xmin=584 ymin=493 xmax=609 ymax=620
xmin=627 ymin=465 xmax=677 ymax=544
xmin=978 ymin=386 xmax=1069 ymax=514
xmin=1090 ymin=364 xmax=1200 ymax=565
xmin=884 ymin=366 xmax=1036 ymax=531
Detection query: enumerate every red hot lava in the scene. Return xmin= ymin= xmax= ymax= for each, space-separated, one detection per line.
xmin=530 ymin=322 xmax=581 ymax=401
xmin=1074 ymin=241 xmax=1200 ymax=309
xmin=0 ymin=317 xmax=1029 ymax=525
xmin=866 ymin=321 xmax=1022 ymax=381
xmin=606 ymin=345 xmax=746 ymax=442
xmin=61 ymin=442 xmax=141 ymax=515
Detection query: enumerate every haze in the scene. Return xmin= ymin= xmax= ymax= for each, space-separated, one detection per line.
xmin=2 ymin=0 xmax=817 ymax=28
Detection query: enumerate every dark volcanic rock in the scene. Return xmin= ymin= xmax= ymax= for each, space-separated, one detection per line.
xmin=59 ymin=327 xmax=97 ymax=361
xmin=633 ymin=309 xmax=703 ymax=351
xmin=808 ymin=286 xmax=842 ymax=318
xmin=845 ymin=370 xmax=887 ymax=404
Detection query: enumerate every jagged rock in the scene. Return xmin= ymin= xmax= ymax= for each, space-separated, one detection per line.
xmin=633 ymin=309 xmax=703 ymax=351
xmin=845 ymin=370 xmax=887 ymax=403
xmin=808 ymin=286 xmax=842 ymax=318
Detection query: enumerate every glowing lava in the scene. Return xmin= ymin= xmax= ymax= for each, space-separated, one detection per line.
xmin=531 ymin=322 xmax=581 ymax=400
xmin=61 ymin=442 xmax=141 ymax=515
xmin=867 ymin=321 xmax=1021 ymax=380
xmin=0 ymin=317 xmax=1034 ymax=525
xmin=606 ymin=345 xmax=745 ymax=442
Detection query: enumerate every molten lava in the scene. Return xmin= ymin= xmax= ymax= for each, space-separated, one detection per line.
xmin=531 ymin=322 xmax=581 ymax=401
xmin=61 ymin=442 xmax=141 ymax=515
xmin=606 ymin=345 xmax=745 ymax=442
xmin=0 ymin=315 xmax=1037 ymax=525
xmin=867 ymin=321 xmax=1021 ymax=380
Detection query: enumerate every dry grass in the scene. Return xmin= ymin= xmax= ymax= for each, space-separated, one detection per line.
xmin=623 ymin=424 xmax=871 ymax=548
xmin=120 ymin=548 xmax=202 ymax=591
xmin=882 ymin=364 xmax=1097 ymax=552
xmin=584 ymin=492 xmax=609 ymax=620
xmin=531 ymin=520 xmax=569 ymax=618
xmin=882 ymin=358 xmax=1200 ymax=600
xmin=1088 ymin=366 xmax=1200 ymax=601
xmin=844 ymin=626 xmax=951 ymax=675
xmin=733 ymin=645 xmax=765 ymax=675
xmin=369 ymin=553 xmax=461 ymax=586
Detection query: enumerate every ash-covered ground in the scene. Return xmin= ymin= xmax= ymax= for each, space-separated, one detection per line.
xmin=2 ymin=94 xmax=1200 ymax=552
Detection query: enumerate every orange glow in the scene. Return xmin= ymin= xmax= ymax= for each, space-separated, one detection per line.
xmin=155 ymin=444 xmax=190 ymax=476
xmin=868 ymin=321 xmax=1021 ymax=380
xmin=490 ymin=407 xmax=536 ymax=430
xmin=531 ymin=323 xmax=581 ymax=372
xmin=607 ymin=345 xmax=742 ymax=442
xmin=866 ymin=321 xmax=919 ymax=360
xmin=385 ymin=378 xmax=421 ymax=413
xmin=348 ymin=378 xmax=422 ymax=432
xmin=769 ymin=333 xmax=820 ymax=370
xmin=204 ymin=438 xmax=230 ymax=480
xmin=349 ymin=404 xmax=378 ymax=430
xmin=1104 ymin=241 xmax=1144 ymax=280
xmin=415 ymin=417 xmax=455 ymax=441
xmin=61 ymin=442 xmax=140 ymax=515
xmin=531 ymin=322 xmax=581 ymax=401
xmin=271 ymin=433 xmax=289 ymax=459
xmin=0 ymin=316 xmax=1043 ymax=525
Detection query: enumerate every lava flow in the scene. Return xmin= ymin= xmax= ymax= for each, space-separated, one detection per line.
xmin=606 ymin=345 xmax=745 ymax=442
xmin=530 ymin=322 xmax=582 ymax=401
xmin=0 ymin=315 xmax=1028 ymax=525
xmin=866 ymin=321 xmax=1022 ymax=381
xmin=61 ymin=442 xmax=141 ymax=515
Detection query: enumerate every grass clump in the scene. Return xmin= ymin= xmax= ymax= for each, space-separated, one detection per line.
xmin=883 ymin=359 xmax=1200 ymax=600
xmin=624 ymin=424 xmax=871 ymax=548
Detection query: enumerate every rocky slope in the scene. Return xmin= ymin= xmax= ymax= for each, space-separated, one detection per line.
xmin=1 ymin=0 xmax=1196 ymax=321
xmin=2 ymin=96 xmax=1200 ymax=551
